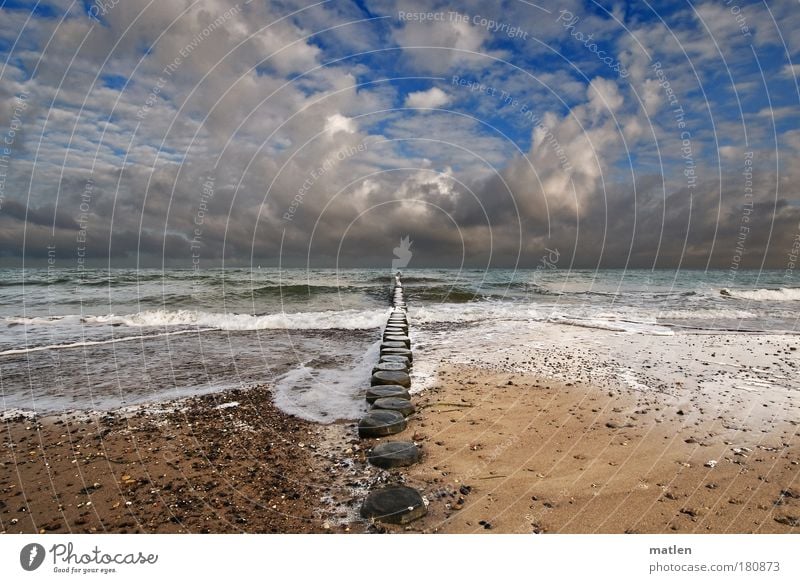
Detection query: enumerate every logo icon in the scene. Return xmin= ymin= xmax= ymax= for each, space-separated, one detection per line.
xmin=392 ymin=236 xmax=413 ymax=271
xmin=20 ymin=543 xmax=46 ymax=571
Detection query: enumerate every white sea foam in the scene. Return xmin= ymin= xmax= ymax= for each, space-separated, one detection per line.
xmin=657 ymin=309 xmax=758 ymax=320
xmin=5 ymin=308 xmax=389 ymax=331
xmin=410 ymin=304 xmax=676 ymax=335
xmin=93 ymin=308 xmax=390 ymax=330
xmin=411 ymin=303 xmax=538 ymax=324
xmin=272 ymin=340 xmax=378 ymax=423
xmin=5 ymin=315 xmax=82 ymax=325
xmin=547 ymin=314 xmax=675 ymax=336
xmin=720 ymin=287 xmax=800 ymax=301
xmin=0 ymin=328 xmax=212 ymax=356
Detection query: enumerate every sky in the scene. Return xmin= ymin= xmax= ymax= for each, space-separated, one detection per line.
xmin=0 ymin=0 xmax=798 ymax=269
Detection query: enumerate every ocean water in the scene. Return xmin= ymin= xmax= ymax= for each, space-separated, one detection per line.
xmin=0 ymin=268 xmax=797 ymax=420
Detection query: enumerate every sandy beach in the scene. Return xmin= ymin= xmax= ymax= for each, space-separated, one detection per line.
xmin=3 ymin=341 xmax=798 ymax=534
xmin=383 ymin=363 xmax=799 ymax=533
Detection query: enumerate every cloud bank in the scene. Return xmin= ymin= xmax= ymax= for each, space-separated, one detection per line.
xmin=0 ymin=0 xmax=798 ymax=270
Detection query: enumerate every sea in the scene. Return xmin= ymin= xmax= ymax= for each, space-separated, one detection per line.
xmin=1 ymin=268 xmax=797 ymax=421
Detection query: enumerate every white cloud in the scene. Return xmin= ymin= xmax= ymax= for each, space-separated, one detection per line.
xmin=587 ymin=77 xmax=624 ymax=115
xmin=392 ymin=15 xmax=490 ymax=72
xmin=324 ymin=113 xmax=357 ymax=136
xmin=780 ymin=64 xmax=800 ymax=78
xmin=404 ymin=87 xmax=451 ymax=109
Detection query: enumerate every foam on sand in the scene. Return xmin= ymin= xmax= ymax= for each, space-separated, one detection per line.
xmin=272 ymin=340 xmax=380 ymax=423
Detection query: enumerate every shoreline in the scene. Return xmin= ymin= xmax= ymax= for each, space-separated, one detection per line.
xmin=2 ymin=358 xmax=798 ymax=534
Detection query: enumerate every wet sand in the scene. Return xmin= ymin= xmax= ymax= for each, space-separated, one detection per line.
xmin=391 ymin=364 xmax=799 ymax=533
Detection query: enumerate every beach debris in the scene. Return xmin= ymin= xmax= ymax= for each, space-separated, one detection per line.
xmin=360 ymin=486 xmax=427 ymax=525
xmin=79 ymin=482 xmax=102 ymax=495
xmin=421 ymin=401 xmax=473 ymax=409
xmin=367 ymin=441 xmax=420 ymax=469
xmin=774 ymin=515 xmax=799 ymax=527
xmin=704 ymin=460 xmax=718 ymax=468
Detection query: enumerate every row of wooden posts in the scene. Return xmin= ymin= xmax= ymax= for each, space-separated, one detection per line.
xmin=357 ymin=275 xmax=427 ymax=525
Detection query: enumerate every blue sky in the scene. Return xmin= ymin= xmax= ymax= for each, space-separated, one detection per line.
xmin=0 ymin=0 xmax=798 ymax=268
